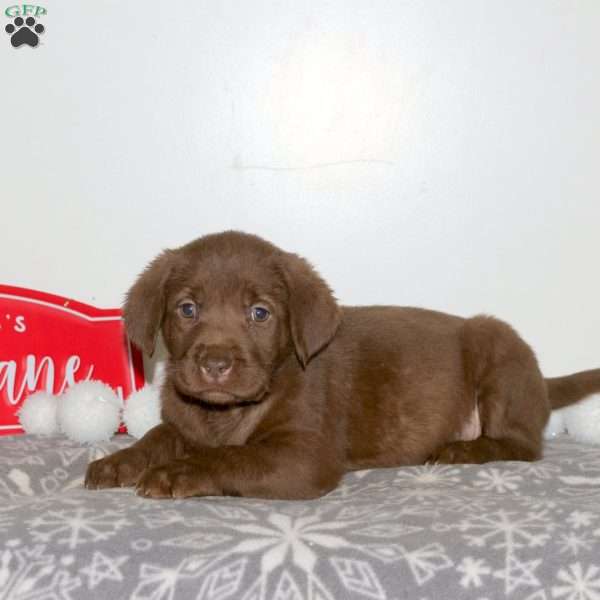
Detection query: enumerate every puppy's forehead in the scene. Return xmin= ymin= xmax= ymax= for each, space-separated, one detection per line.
xmin=170 ymin=241 xmax=285 ymax=299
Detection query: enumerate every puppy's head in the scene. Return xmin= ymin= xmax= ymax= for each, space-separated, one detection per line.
xmin=124 ymin=231 xmax=340 ymax=406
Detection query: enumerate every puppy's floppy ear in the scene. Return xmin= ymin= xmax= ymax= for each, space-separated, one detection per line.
xmin=280 ymin=252 xmax=341 ymax=367
xmin=123 ymin=250 xmax=174 ymax=356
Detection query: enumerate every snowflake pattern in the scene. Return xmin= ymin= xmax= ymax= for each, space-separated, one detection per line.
xmin=0 ymin=434 xmax=599 ymax=599
xmin=473 ymin=468 xmax=523 ymax=493
xmin=558 ymin=532 xmax=595 ymax=556
xmin=27 ymin=507 xmax=131 ymax=549
xmin=566 ymin=511 xmax=598 ymax=530
xmin=457 ymin=556 xmax=492 ymax=588
xmin=229 ymin=512 xmax=352 ymax=573
xmin=552 ymin=563 xmax=600 ymax=600
xmin=79 ymin=550 xmax=129 ymax=589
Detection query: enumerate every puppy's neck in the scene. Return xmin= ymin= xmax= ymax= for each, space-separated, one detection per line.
xmin=162 ymin=381 xmax=274 ymax=449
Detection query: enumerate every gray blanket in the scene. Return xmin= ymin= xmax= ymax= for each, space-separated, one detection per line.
xmin=1 ymin=434 xmax=600 ymax=599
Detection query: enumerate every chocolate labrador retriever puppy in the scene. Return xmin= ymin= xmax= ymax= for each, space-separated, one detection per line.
xmin=85 ymin=231 xmax=600 ymax=499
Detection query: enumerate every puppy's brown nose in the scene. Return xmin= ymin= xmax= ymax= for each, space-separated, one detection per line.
xmin=200 ymin=354 xmax=233 ymax=382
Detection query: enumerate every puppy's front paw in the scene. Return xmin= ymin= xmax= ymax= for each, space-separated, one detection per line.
xmin=428 ymin=441 xmax=476 ymax=465
xmin=429 ymin=440 xmax=487 ymax=464
xmin=135 ymin=462 xmax=216 ymax=499
xmin=85 ymin=448 xmax=148 ymax=489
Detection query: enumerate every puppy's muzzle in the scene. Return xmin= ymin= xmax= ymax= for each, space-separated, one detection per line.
xmin=198 ymin=347 xmax=234 ymax=384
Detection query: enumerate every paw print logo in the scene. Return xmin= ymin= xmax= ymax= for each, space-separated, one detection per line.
xmin=5 ymin=16 xmax=45 ymax=48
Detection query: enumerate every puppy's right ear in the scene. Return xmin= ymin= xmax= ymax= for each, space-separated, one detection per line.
xmin=123 ymin=250 xmax=174 ymax=356
xmin=280 ymin=252 xmax=341 ymax=367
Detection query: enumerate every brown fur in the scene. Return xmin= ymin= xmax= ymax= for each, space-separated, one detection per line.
xmin=85 ymin=231 xmax=600 ymax=499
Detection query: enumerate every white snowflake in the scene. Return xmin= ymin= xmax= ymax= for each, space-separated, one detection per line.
xmin=27 ymin=508 xmax=131 ymax=549
xmin=515 ymin=462 xmax=562 ymax=480
xmin=457 ymin=556 xmax=491 ymax=588
xmin=552 ymin=563 xmax=600 ymax=600
xmin=493 ymin=554 xmax=541 ymax=594
xmin=566 ymin=511 xmax=597 ymax=530
xmin=473 ymin=468 xmax=523 ymax=493
xmin=393 ymin=465 xmax=462 ymax=487
xmin=79 ymin=551 xmax=129 ymax=589
xmin=459 ymin=509 xmax=553 ymax=595
xmin=459 ymin=509 xmax=553 ymax=551
xmin=229 ymin=512 xmax=351 ymax=573
xmin=558 ymin=532 xmax=595 ymax=556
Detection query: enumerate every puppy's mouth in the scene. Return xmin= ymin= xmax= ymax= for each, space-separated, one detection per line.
xmin=170 ymin=361 xmax=271 ymax=409
xmin=196 ymin=390 xmax=238 ymax=404
xmin=174 ymin=384 xmax=267 ymax=409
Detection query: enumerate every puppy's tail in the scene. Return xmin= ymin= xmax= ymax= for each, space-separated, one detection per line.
xmin=546 ymin=369 xmax=600 ymax=409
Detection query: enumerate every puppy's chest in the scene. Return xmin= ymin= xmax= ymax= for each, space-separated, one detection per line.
xmin=181 ymin=402 xmax=270 ymax=448
xmin=203 ymin=411 xmax=247 ymax=446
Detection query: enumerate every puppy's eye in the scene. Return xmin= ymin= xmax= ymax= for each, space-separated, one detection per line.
xmin=250 ymin=306 xmax=271 ymax=322
xmin=178 ymin=302 xmax=198 ymax=319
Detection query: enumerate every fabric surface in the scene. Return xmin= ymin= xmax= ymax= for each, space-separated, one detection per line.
xmin=1 ymin=434 xmax=600 ymax=600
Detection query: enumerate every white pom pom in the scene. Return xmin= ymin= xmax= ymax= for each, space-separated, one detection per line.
xmin=544 ymin=409 xmax=566 ymax=440
xmin=17 ymin=391 xmax=59 ymax=435
xmin=58 ymin=381 xmax=122 ymax=443
xmin=563 ymin=393 xmax=600 ymax=445
xmin=122 ymin=385 xmax=162 ymax=439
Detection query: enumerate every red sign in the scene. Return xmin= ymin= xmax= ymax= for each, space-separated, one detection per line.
xmin=0 ymin=284 xmax=145 ymax=435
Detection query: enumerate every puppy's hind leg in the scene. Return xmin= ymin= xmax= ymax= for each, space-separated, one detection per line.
xmin=431 ymin=315 xmax=550 ymax=464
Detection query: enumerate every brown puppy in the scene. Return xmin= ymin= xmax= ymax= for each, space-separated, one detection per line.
xmin=85 ymin=231 xmax=600 ymax=499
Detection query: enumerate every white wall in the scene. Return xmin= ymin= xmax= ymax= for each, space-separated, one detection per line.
xmin=1 ymin=0 xmax=599 ymax=377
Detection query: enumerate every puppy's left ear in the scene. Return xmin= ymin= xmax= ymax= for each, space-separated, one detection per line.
xmin=280 ymin=252 xmax=341 ymax=367
xmin=123 ymin=250 xmax=174 ymax=356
